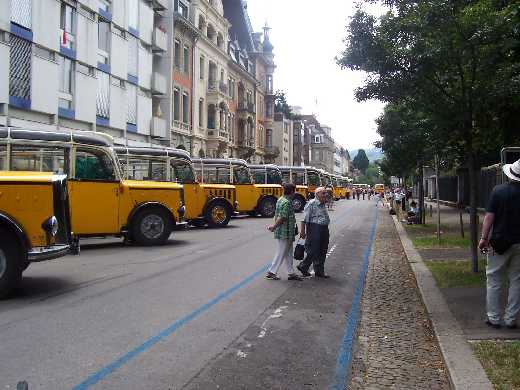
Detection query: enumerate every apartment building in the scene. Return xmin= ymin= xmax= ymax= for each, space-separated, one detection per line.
xmin=251 ymin=25 xmax=276 ymax=164
xmin=2 ymin=0 xmax=171 ymax=147
xmin=300 ymin=115 xmax=335 ymax=173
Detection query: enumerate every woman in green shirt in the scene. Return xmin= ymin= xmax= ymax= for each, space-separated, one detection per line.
xmin=266 ymin=183 xmax=303 ymax=281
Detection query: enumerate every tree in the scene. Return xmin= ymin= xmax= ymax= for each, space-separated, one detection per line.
xmin=274 ymin=90 xmax=293 ymax=119
xmin=352 ymin=149 xmax=370 ymax=174
xmin=337 ymin=0 xmax=520 ymax=272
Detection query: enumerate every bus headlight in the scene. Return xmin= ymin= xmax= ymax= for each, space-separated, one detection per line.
xmin=178 ymin=205 xmax=186 ymax=218
xmin=42 ymin=216 xmax=59 ymax=237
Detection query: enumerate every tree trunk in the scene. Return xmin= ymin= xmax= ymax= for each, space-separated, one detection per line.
xmin=418 ymin=164 xmax=425 ymax=225
xmin=468 ymin=152 xmax=479 ymax=273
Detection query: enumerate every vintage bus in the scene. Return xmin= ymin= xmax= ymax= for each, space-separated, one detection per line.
xmin=249 ymin=164 xmax=307 ymax=212
xmin=0 ymin=128 xmax=186 ymax=246
xmin=192 ymin=159 xmax=282 ymax=218
xmin=115 ymin=147 xmax=237 ymax=228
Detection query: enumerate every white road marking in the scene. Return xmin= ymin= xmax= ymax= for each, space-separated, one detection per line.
xmin=258 ymin=306 xmax=288 ymax=338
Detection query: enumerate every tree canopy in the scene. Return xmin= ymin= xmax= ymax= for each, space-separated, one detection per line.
xmin=353 ymin=149 xmax=370 ymax=174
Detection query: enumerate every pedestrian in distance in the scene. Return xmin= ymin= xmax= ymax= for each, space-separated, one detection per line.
xmin=266 ymin=183 xmax=303 ymax=281
xmin=297 ymin=187 xmax=331 ymax=279
xmin=479 ymin=158 xmax=520 ymax=329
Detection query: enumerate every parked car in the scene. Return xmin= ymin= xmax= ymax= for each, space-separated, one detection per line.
xmin=115 ymin=146 xmax=237 ymax=228
xmin=0 ymin=170 xmax=74 ymax=298
xmin=0 ymin=128 xmax=186 ymax=246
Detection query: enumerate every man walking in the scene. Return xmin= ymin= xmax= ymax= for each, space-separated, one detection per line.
xmin=297 ymin=187 xmax=331 ymax=278
xmin=266 ymin=183 xmax=303 ymax=281
xmin=479 ymin=159 xmax=520 ymax=329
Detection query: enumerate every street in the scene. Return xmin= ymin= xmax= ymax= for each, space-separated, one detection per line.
xmin=0 ymin=199 xmax=377 ymax=390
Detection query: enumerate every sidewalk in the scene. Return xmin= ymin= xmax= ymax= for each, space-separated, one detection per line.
xmin=349 ymin=206 xmax=450 ymax=389
xmin=407 ymin=202 xmax=520 ymax=341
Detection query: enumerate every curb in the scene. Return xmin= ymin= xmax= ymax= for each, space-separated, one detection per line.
xmin=391 ymin=215 xmax=493 ymax=390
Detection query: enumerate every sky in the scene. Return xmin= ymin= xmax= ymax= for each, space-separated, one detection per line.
xmin=246 ymin=0 xmax=387 ymax=151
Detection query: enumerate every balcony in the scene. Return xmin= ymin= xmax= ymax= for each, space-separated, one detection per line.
xmin=152 ymin=27 xmax=167 ymax=52
xmin=207 ymin=129 xmax=229 ymax=142
xmin=151 ymin=117 xmax=167 ymax=138
xmin=151 ymin=72 xmax=166 ymax=95
xmin=207 ymin=80 xmax=229 ymax=99
xmin=237 ymin=101 xmax=255 ymax=115
xmin=264 ymin=145 xmax=280 ymax=158
xmin=247 ymin=102 xmax=256 ymax=114
xmin=152 ymin=0 xmax=168 ymax=10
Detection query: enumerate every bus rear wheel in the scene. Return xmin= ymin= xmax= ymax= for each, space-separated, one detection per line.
xmin=206 ymin=201 xmax=232 ymax=228
xmin=259 ymin=197 xmax=276 ymax=218
xmin=0 ymin=228 xmax=23 ymax=299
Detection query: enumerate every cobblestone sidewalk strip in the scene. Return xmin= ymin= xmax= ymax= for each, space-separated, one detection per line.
xmin=349 ymin=208 xmax=450 ymax=390
xmin=392 ymin=215 xmax=493 ymax=390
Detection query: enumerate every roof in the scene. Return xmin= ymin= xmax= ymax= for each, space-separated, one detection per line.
xmin=114 ymin=146 xmax=191 ymax=161
xmin=191 ymin=158 xmax=249 ymax=168
xmin=248 ymin=164 xmax=280 ymax=171
xmin=278 ymin=166 xmax=321 ymax=173
xmin=0 ymin=127 xmax=113 ymax=147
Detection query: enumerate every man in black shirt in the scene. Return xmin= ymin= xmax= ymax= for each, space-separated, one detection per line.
xmin=479 ymin=159 xmax=520 ymax=329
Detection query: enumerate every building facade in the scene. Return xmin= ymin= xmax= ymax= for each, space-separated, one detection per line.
xmin=271 ymin=112 xmax=292 ymax=165
xmin=2 ymin=0 xmax=171 ymax=147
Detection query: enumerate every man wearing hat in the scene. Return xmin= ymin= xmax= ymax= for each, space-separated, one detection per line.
xmin=479 ymin=159 xmax=520 ymax=329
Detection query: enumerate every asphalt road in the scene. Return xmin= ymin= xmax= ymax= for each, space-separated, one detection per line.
xmin=0 ymin=197 xmax=378 ymax=390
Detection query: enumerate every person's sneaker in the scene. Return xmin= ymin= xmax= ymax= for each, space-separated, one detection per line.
xmin=265 ymin=272 xmax=280 ymax=280
xmin=296 ymin=265 xmax=311 ymax=277
xmin=485 ymin=319 xmax=501 ymax=329
xmin=288 ymin=274 xmax=303 ymax=281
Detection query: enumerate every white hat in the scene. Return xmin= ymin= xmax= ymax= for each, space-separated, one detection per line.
xmin=503 ymin=159 xmax=520 ymax=182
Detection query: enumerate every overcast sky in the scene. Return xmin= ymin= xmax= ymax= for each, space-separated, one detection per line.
xmin=246 ymin=0 xmax=387 ymax=151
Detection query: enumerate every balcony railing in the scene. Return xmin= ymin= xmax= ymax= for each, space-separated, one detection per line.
xmin=219 ymin=81 xmax=228 ymax=94
xmin=264 ymin=145 xmax=280 ymax=157
xmin=151 ymin=117 xmax=167 ymax=138
xmin=152 ymin=72 xmax=166 ymax=95
xmin=152 ymin=27 xmax=167 ymax=52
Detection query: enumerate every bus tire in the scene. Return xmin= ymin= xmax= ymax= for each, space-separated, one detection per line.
xmin=291 ymin=195 xmax=306 ymax=213
xmin=0 ymin=227 xmax=23 ymax=299
xmin=259 ymin=197 xmax=276 ymax=218
xmin=131 ymin=207 xmax=173 ymax=246
xmin=205 ymin=200 xmax=232 ymax=228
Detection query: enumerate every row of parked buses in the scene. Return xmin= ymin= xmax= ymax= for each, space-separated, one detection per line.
xmin=0 ymin=128 xmax=353 ymax=298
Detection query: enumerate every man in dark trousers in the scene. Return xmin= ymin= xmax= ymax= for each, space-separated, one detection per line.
xmin=479 ymin=158 xmax=520 ymax=329
xmin=297 ymin=187 xmax=331 ymax=278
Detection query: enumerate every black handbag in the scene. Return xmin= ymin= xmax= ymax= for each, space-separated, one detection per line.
xmin=490 ymin=185 xmax=513 ymax=255
xmin=294 ymin=239 xmax=305 ymax=260
xmin=490 ymin=237 xmax=512 ymax=255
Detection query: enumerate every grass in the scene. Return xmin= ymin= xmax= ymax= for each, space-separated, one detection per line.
xmin=424 ymin=259 xmax=486 ymax=288
xmin=412 ymin=235 xmax=471 ymax=249
xmin=472 ymin=341 xmax=520 ymax=390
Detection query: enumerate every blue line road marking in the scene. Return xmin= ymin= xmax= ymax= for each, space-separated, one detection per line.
xmin=71 ymin=264 xmax=270 ymax=390
xmin=331 ymin=208 xmax=378 ymax=390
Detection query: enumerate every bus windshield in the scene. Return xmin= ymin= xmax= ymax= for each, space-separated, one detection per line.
xmin=234 ymin=166 xmax=252 ymax=184
xmin=171 ymin=159 xmax=196 ymax=184
xmin=307 ymin=171 xmax=321 ymax=186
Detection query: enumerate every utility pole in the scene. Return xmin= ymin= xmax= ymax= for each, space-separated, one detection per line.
xmin=435 ymin=154 xmax=441 ymax=243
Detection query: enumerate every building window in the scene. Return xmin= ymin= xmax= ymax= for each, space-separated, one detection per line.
xmin=128 ymin=0 xmax=138 ymax=31
xmin=128 ymin=35 xmax=138 ymax=77
xmin=183 ymin=46 xmax=189 ymax=74
xmin=266 ymin=129 xmax=273 ymax=147
xmin=174 ymin=40 xmax=181 ymax=69
xmin=173 ymin=88 xmax=180 ymax=121
xmin=59 ymin=56 xmax=74 ymax=109
xmin=9 ymin=36 xmax=31 ymax=101
xmin=11 ymin=0 xmax=32 ymax=29
xmin=96 ymin=71 xmax=110 ymax=118
xmin=127 ymin=83 xmax=137 ymax=124
xmin=199 ymin=56 xmax=204 ymax=79
xmin=319 ymin=150 xmax=324 ymax=161
xmin=182 ymin=92 xmax=189 ymax=124
xmin=98 ymin=20 xmax=110 ymax=65
xmin=314 ymin=135 xmax=321 ymax=144
xmin=199 ymin=99 xmax=204 ymax=127
xmin=266 ymin=74 xmax=273 ymax=94
xmin=175 ymin=0 xmax=189 ymax=18
xmin=60 ymin=2 xmax=76 ymax=50
xmin=98 ymin=0 xmax=111 ymax=13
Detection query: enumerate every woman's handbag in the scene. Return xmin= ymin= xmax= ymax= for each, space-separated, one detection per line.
xmin=294 ymin=239 xmax=305 ymax=260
